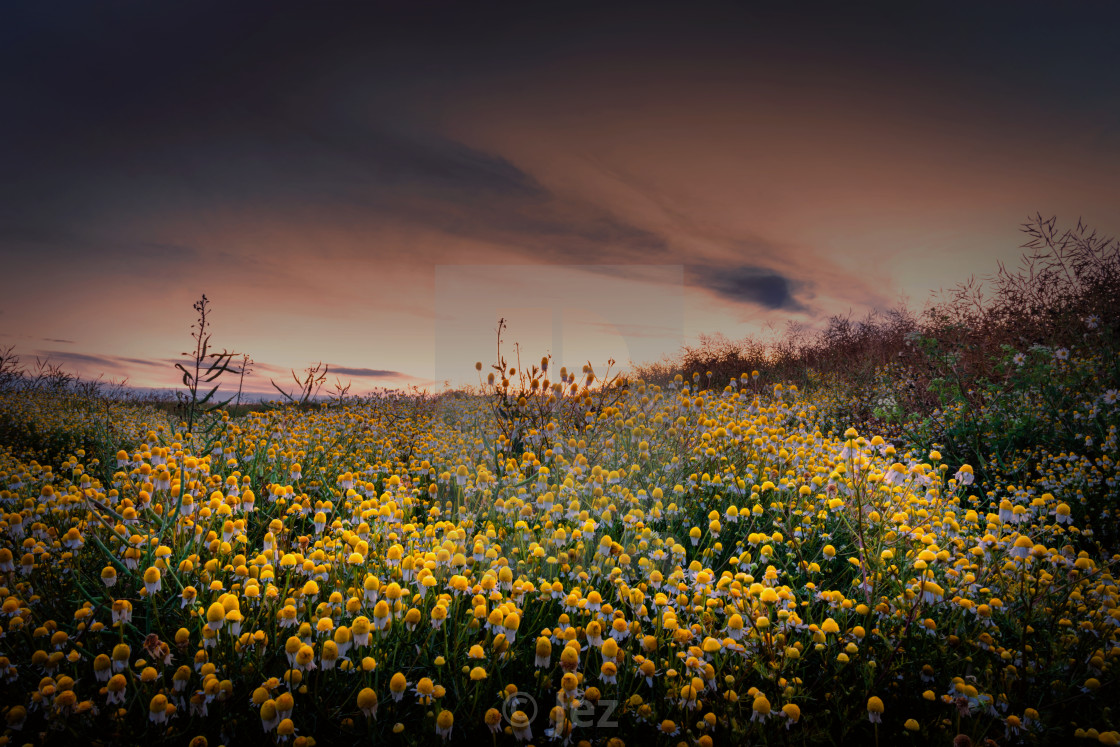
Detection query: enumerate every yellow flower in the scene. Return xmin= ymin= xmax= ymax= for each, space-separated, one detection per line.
xmin=510 ymin=710 xmax=532 ymax=740
xmin=415 ymin=677 xmax=435 ymax=704
xmin=149 ymin=694 xmax=169 ymax=724
xmin=205 ymin=602 xmax=225 ymax=631
xmin=535 ymin=637 xmax=552 ymax=667
xmin=357 ymin=688 xmax=378 ymax=718
xmin=435 ymin=710 xmax=454 ymax=740
xmin=389 ymin=672 xmax=408 ymax=702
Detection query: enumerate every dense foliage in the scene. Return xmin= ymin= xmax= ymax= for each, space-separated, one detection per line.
xmin=0 ymin=360 xmax=1117 ymax=746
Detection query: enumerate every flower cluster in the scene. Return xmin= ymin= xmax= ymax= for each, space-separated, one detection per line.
xmin=0 ymin=370 xmax=1116 ymax=745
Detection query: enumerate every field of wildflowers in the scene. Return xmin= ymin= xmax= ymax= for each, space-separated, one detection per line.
xmin=0 ymin=219 xmax=1117 ymax=746
xmin=0 ymin=347 xmax=1117 ymax=746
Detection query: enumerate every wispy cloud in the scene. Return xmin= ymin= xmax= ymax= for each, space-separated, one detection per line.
xmin=266 ymin=110 xmax=674 ymax=266
xmin=689 ymin=265 xmax=806 ymax=312
xmin=588 ymin=320 xmax=686 ymax=339
xmin=31 ymin=350 xmax=163 ymax=378
xmin=328 ymin=365 xmax=411 ymax=379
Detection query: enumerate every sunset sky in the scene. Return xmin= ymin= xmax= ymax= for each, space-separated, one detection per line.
xmin=2 ymin=1 xmax=1118 ymax=394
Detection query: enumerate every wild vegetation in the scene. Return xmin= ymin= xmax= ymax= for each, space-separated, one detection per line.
xmin=637 ymin=215 xmax=1120 ymax=543
xmin=0 ymin=217 xmax=1116 ymax=746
